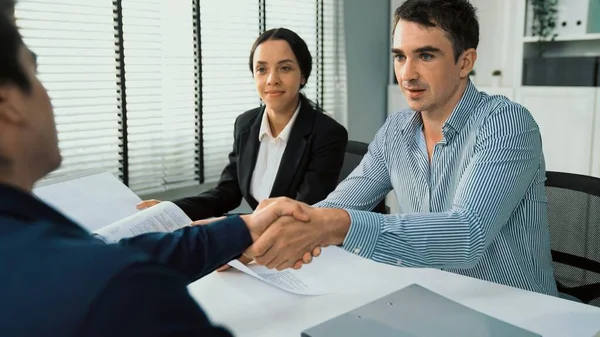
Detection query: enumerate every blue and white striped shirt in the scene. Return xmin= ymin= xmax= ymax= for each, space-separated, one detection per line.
xmin=316 ymin=81 xmax=558 ymax=296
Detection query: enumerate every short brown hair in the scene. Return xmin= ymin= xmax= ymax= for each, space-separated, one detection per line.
xmin=0 ymin=0 xmax=16 ymax=16
xmin=393 ymin=0 xmax=479 ymax=62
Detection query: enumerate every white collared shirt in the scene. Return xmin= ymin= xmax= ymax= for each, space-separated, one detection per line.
xmin=250 ymin=103 xmax=301 ymax=202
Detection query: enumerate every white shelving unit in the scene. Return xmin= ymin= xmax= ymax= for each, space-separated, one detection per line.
xmin=510 ymin=1 xmax=600 ymax=177
xmin=523 ymin=32 xmax=600 ymax=43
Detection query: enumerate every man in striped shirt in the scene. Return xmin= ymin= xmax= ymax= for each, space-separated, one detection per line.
xmin=246 ymin=0 xmax=558 ymax=296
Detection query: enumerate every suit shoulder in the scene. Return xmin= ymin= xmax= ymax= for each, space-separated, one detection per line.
xmin=313 ymin=109 xmax=347 ymax=135
xmin=235 ymin=106 xmax=262 ymax=127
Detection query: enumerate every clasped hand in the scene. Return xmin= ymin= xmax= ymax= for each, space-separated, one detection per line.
xmin=140 ymin=197 xmax=337 ymax=271
xmin=239 ymin=197 xmax=334 ymax=271
xmin=191 ymin=198 xmax=330 ymax=271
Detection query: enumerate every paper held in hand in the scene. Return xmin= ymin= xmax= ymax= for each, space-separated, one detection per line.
xmin=33 ymin=171 xmax=192 ymax=243
xmin=93 ymin=201 xmax=192 ymax=243
xmin=34 ymin=171 xmax=145 ymax=232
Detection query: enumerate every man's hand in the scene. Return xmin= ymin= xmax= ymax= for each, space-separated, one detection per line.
xmin=240 ymin=198 xmax=310 ymax=241
xmin=190 ymin=216 xmax=225 ymax=226
xmin=136 ymin=199 xmax=161 ymax=210
xmin=239 ymin=198 xmax=323 ymax=270
xmin=245 ymin=200 xmax=351 ymax=271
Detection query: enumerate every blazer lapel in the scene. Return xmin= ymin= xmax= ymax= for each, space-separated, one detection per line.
xmin=269 ymin=104 xmax=315 ymax=198
xmin=238 ymin=108 xmax=264 ymax=207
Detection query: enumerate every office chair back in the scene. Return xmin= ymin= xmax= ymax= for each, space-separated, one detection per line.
xmin=338 ymin=140 xmax=388 ymax=214
xmin=545 ymin=171 xmax=600 ymax=306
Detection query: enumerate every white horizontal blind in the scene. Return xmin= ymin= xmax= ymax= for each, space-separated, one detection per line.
xmin=265 ymin=0 xmax=318 ymax=104
xmin=200 ymin=0 xmax=260 ymax=183
xmin=121 ymin=0 xmax=198 ymax=195
xmin=15 ymin=0 xmax=123 ymax=180
xmin=323 ymin=0 xmax=347 ymax=126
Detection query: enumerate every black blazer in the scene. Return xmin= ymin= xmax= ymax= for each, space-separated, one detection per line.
xmin=174 ymin=102 xmax=348 ymax=221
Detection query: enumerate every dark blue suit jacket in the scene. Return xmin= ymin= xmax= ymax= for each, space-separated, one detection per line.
xmin=0 ymin=183 xmax=252 ymax=336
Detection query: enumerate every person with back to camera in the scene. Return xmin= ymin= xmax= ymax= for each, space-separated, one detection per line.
xmin=0 ymin=1 xmax=318 ymax=336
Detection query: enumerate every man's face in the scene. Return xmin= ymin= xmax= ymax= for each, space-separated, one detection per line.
xmin=12 ymin=45 xmax=61 ymax=177
xmin=392 ymin=19 xmax=474 ymax=114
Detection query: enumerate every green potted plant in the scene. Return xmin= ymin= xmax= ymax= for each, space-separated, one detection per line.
xmin=530 ymin=0 xmax=558 ymax=56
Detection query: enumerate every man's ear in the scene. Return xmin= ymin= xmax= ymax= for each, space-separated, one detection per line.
xmin=459 ymin=48 xmax=477 ymax=78
xmin=0 ymin=86 xmax=26 ymax=126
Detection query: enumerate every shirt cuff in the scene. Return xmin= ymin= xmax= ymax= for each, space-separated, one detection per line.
xmin=341 ymin=209 xmax=383 ymax=259
xmin=209 ymin=215 xmax=253 ymax=255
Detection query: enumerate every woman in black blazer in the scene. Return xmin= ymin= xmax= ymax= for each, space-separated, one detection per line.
xmin=138 ymin=28 xmax=348 ymax=221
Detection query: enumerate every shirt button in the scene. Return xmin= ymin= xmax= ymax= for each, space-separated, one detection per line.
xmin=353 ymin=248 xmax=361 ymax=254
xmin=396 ymin=259 xmax=403 ymax=266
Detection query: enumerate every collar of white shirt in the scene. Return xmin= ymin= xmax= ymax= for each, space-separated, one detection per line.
xmin=258 ymin=101 xmax=301 ymax=143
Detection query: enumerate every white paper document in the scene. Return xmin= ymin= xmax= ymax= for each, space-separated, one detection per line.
xmin=94 ymin=201 xmax=192 ymax=243
xmin=33 ymin=170 xmax=192 ymax=243
xmin=33 ymin=171 xmax=142 ymax=232
xmin=228 ymin=259 xmax=328 ymax=296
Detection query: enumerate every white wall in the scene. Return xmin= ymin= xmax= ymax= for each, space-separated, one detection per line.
xmin=470 ymin=0 xmax=518 ymax=87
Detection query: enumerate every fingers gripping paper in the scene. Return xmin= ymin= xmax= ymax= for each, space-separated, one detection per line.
xmin=93 ymin=201 xmax=192 ymax=243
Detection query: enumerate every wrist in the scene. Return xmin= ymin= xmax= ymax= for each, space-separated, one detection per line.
xmin=317 ymin=208 xmax=350 ymax=246
xmin=240 ymin=214 xmax=259 ymax=242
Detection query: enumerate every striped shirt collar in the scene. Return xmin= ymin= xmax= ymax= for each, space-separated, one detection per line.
xmin=402 ymin=80 xmax=482 ymax=141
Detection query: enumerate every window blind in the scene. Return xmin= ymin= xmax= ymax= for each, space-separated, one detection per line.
xmin=16 ymin=0 xmax=123 ymax=180
xmin=121 ymin=0 xmax=198 ymax=195
xmin=265 ymin=0 xmax=318 ymax=106
xmin=17 ymin=0 xmax=346 ymax=193
xmin=200 ymin=0 xmax=260 ymax=183
xmin=323 ymin=0 xmax=347 ymax=125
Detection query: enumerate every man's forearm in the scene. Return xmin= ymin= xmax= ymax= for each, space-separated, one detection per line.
xmin=118 ymin=216 xmax=253 ymax=281
xmin=340 ymin=207 xmax=493 ymax=269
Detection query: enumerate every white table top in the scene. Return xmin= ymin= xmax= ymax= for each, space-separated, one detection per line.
xmin=188 ymin=247 xmax=600 ymax=337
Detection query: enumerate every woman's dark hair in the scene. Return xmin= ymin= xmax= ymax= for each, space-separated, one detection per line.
xmin=0 ymin=0 xmax=30 ymax=92
xmin=394 ymin=0 xmax=479 ymax=62
xmin=248 ymin=27 xmax=323 ymax=113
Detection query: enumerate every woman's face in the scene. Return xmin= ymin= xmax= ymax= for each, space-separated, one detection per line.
xmin=252 ymin=39 xmax=305 ymax=112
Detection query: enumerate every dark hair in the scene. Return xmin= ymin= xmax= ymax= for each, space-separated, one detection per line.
xmin=393 ymin=0 xmax=479 ymax=62
xmin=0 ymin=0 xmax=30 ymax=92
xmin=0 ymin=0 xmax=15 ymax=16
xmin=248 ymin=27 xmax=312 ymax=90
xmin=0 ymin=1 xmax=22 ymax=168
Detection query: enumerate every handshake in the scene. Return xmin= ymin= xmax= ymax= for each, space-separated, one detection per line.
xmin=137 ymin=197 xmax=352 ymax=271
xmin=208 ymin=198 xmax=350 ymax=271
